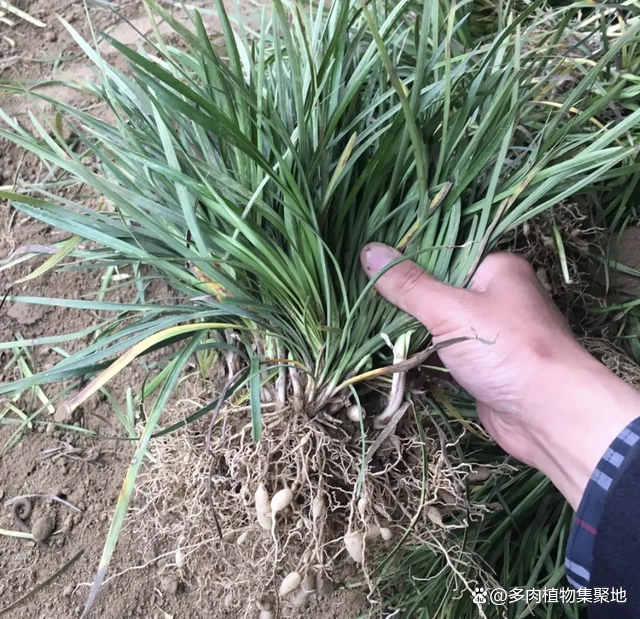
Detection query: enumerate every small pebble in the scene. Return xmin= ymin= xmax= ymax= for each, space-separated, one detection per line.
xmin=63 ymin=585 xmax=74 ymax=597
xmin=46 ymin=31 xmax=58 ymax=43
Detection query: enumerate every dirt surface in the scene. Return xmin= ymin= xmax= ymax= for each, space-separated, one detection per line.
xmin=614 ymin=226 xmax=640 ymax=298
xmin=0 ymin=2 xmax=372 ymax=618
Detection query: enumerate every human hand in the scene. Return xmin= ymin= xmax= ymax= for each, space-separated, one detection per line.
xmin=361 ymin=242 xmax=640 ymax=509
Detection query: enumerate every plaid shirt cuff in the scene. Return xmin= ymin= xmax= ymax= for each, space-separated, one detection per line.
xmin=565 ymin=416 xmax=640 ymax=589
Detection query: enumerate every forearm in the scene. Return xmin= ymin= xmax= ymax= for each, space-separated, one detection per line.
xmin=526 ymin=351 xmax=640 ymax=510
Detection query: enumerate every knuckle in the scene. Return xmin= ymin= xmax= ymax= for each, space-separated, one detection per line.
xmin=395 ymin=264 xmax=427 ymax=295
xmin=478 ymin=251 xmax=534 ymax=280
xmin=505 ymin=253 xmax=534 ymax=273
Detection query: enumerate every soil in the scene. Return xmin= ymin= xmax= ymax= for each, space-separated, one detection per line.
xmin=0 ymin=3 xmax=371 ymax=618
xmin=614 ymin=226 xmax=640 ymax=298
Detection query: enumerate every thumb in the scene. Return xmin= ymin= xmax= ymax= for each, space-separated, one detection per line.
xmin=360 ymin=242 xmax=468 ymax=336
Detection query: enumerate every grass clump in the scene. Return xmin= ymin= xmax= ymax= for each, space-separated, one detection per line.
xmin=1 ymin=0 xmax=640 ymax=615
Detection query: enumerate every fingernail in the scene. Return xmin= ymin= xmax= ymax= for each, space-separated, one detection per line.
xmin=362 ymin=243 xmax=401 ymax=274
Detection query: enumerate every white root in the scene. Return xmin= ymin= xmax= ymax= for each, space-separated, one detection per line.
xmin=276 ymin=344 xmax=287 ymax=405
xmin=290 ymin=366 xmax=304 ymax=413
xmin=346 ymin=404 xmax=365 ymax=422
xmin=279 ymin=571 xmax=302 ymax=596
xmin=175 ymin=547 xmax=186 ymax=568
xmin=357 ymin=496 xmax=368 ymax=519
xmin=135 ymin=381 xmax=468 ymax=619
xmin=373 ymin=371 xmax=406 ymax=428
xmin=271 ymin=487 xmax=294 ymax=514
xmin=344 ymin=530 xmax=364 ymax=563
xmin=438 ymin=488 xmax=457 ymax=504
xmin=380 ymin=527 xmax=393 ymax=541
xmin=468 ymin=466 xmax=492 ymax=483
xmin=255 ymin=483 xmax=272 ymax=531
xmin=373 ymin=332 xmax=412 ymax=428
xmin=312 ymin=495 xmax=325 ymax=521
xmin=427 ymin=506 xmax=444 ymax=527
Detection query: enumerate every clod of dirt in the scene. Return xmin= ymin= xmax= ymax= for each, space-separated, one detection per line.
xmin=160 ymin=574 xmax=180 ymax=596
xmin=291 ymin=573 xmax=315 ymax=608
xmin=7 ymin=302 xmax=46 ymax=325
xmin=613 ymin=227 xmax=640 ymax=298
xmin=257 ymin=598 xmax=273 ymax=612
xmin=63 ymin=585 xmax=74 ymax=597
xmin=291 ymin=587 xmax=311 ymax=608
xmin=315 ymin=573 xmax=334 ymax=598
xmin=31 ymin=514 xmax=55 ymax=543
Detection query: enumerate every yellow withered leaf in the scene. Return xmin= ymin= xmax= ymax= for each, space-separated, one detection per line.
xmin=188 ymin=262 xmax=233 ymax=301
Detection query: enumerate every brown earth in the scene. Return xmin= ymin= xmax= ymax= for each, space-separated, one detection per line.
xmin=0 ymin=2 xmax=372 ymax=618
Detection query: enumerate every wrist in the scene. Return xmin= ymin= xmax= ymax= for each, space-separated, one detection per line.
xmin=525 ymin=351 xmax=640 ymax=510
